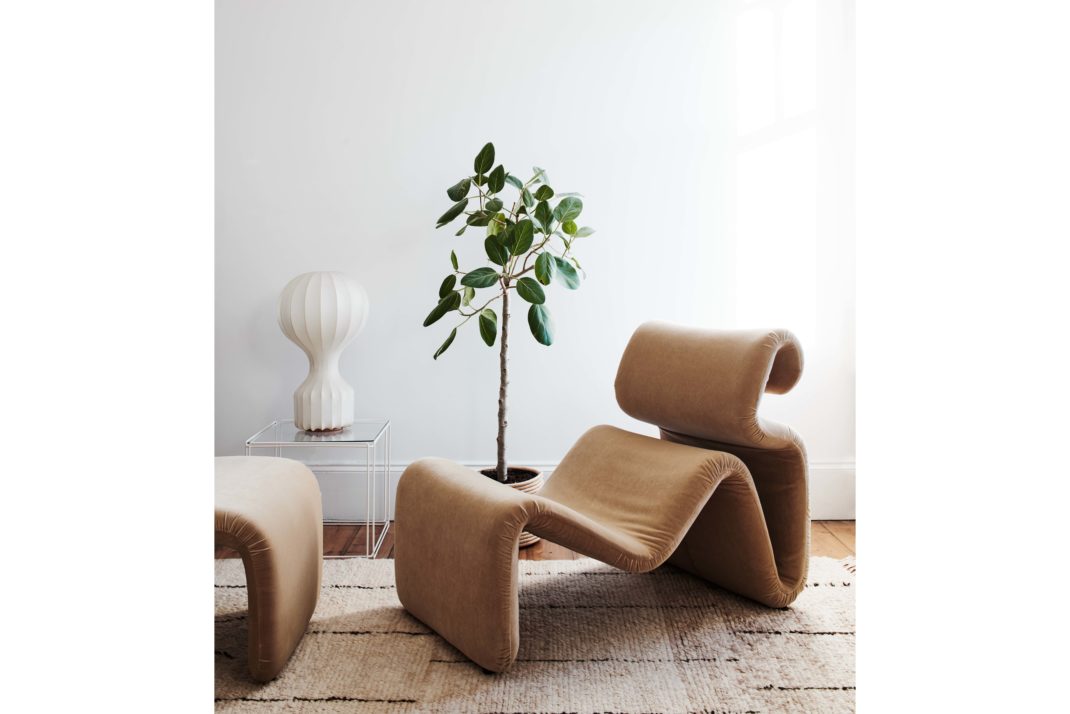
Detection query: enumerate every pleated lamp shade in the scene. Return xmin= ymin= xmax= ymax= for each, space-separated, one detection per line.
xmin=277 ymin=271 xmax=369 ymax=431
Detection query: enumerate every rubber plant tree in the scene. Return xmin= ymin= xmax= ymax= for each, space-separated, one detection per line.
xmin=423 ymin=142 xmax=594 ymax=483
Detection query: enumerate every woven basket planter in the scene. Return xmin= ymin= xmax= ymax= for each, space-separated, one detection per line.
xmin=480 ymin=467 xmax=544 ymax=548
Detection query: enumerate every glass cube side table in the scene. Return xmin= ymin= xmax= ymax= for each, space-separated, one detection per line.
xmin=245 ymin=418 xmax=391 ymax=558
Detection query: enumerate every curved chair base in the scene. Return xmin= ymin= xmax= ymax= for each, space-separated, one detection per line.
xmin=395 ymin=425 xmax=808 ymax=673
xmin=215 ymin=456 xmax=323 ymax=682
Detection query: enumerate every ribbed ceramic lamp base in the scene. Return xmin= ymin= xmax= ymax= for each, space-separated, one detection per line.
xmin=293 ymin=374 xmax=354 ymax=432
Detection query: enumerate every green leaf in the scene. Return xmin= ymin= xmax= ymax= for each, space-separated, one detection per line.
xmin=553 ymin=256 xmax=581 ymax=289
xmin=486 ymin=212 xmax=505 ymax=237
xmin=466 ymin=211 xmax=493 ymax=227
xmin=438 ymin=274 xmax=457 ymax=298
xmin=454 ymin=225 xmax=466 ymax=236
xmin=436 ymin=198 xmax=468 ymax=228
xmin=534 ymin=252 xmax=556 ymax=285
xmin=484 ymin=236 xmax=510 ymax=266
xmin=474 ymin=142 xmax=495 ymax=174
xmin=534 ymin=185 xmax=554 ymax=201
xmin=485 ymin=197 xmax=503 ymax=213
xmin=553 ymin=196 xmax=583 ymax=223
xmin=433 ymin=328 xmax=457 ymax=360
xmin=504 ymin=173 xmax=523 ymax=189
xmin=450 ymin=250 xmax=459 ymax=270
xmin=527 ymin=304 xmax=554 ymax=346
xmin=488 ymin=165 xmax=506 ymax=193
xmin=575 ymin=226 xmax=595 ymax=237
xmin=521 ymin=188 xmax=534 ymax=209
xmin=500 ymin=223 xmax=516 ymax=251
xmin=516 ymin=277 xmax=546 ymax=304
xmin=513 ymin=220 xmax=534 ymax=254
xmin=532 ymin=166 xmax=548 ymax=183
xmin=472 ymin=173 xmax=487 ymax=186
xmin=460 ymin=267 xmax=499 ymax=288
xmin=478 ymin=308 xmax=497 ymax=346
xmin=423 ymin=291 xmax=461 ymax=327
xmin=534 ymin=201 xmax=553 ymax=231
xmin=556 ymin=192 xmax=583 ymax=198
xmin=446 ymin=177 xmax=471 ymax=202
xmin=562 ymin=219 xmax=578 ymax=235
xmin=462 ymin=286 xmax=475 ymax=306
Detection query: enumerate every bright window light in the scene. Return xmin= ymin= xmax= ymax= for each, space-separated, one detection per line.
xmin=734 ymin=126 xmax=818 ymax=345
xmin=782 ymin=0 xmax=817 ymax=117
xmin=735 ymin=7 xmax=776 ymax=135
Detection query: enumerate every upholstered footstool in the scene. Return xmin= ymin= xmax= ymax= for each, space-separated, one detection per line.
xmin=215 ymin=456 xmax=323 ymax=682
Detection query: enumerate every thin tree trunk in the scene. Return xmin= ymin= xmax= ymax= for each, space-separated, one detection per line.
xmin=496 ymin=281 xmax=509 ymax=481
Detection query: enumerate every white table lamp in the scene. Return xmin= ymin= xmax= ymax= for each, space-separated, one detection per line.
xmin=277 ymin=271 xmax=369 ymax=431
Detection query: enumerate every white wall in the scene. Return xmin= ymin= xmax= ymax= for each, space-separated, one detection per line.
xmin=216 ymin=0 xmax=855 ymax=518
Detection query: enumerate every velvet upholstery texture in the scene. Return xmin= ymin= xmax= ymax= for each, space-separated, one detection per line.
xmin=395 ymin=322 xmax=809 ymax=673
xmin=215 ymin=456 xmax=324 ymax=682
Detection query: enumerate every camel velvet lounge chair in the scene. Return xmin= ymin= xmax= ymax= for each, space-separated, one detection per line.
xmin=394 ymin=322 xmax=809 ymax=673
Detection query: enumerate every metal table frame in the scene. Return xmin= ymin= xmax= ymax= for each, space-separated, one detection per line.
xmin=245 ymin=418 xmax=391 ymax=558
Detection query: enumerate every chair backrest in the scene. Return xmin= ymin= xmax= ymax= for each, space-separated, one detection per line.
xmin=614 ymin=322 xmax=809 ymax=602
xmin=614 ymin=322 xmax=803 ymax=450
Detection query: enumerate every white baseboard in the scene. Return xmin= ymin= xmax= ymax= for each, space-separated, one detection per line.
xmin=309 ymin=460 xmax=855 ymax=522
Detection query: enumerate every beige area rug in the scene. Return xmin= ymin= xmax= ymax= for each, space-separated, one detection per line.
xmin=216 ymin=557 xmax=855 ymax=713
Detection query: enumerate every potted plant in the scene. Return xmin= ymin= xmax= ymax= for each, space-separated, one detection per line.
xmin=423 ymin=142 xmax=595 ymax=545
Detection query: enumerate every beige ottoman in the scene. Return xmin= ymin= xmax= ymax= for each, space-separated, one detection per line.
xmin=215 ymin=456 xmax=323 ymax=682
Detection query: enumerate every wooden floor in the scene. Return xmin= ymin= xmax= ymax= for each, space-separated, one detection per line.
xmin=216 ymin=521 xmax=855 ymax=560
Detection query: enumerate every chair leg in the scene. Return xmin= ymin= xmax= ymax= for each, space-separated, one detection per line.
xmin=216 ymin=520 xmax=322 ymax=682
xmin=393 ymin=458 xmax=533 ymax=672
xmin=215 ymin=457 xmax=324 ymax=682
